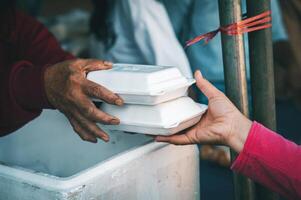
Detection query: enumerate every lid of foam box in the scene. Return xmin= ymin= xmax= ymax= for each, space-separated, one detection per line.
xmin=87 ymin=63 xmax=193 ymax=95
xmin=101 ymin=97 xmax=207 ymax=130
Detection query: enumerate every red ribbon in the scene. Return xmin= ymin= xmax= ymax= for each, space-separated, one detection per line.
xmin=185 ymin=10 xmax=272 ymax=47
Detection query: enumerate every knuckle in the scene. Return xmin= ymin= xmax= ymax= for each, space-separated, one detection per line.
xmin=198 ymin=83 xmax=206 ymax=91
xmin=66 ymin=89 xmax=78 ymax=101
xmin=70 ymin=88 xmax=79 ymax=97
xmin=89 ymin=85 xmax=103 ymax=96
xmin=68 ymin=75 xmax=81 ymax=85
xmin=67 ymin=63 xmax=76 ymax=72
xmin=67 ymin=80 xmax=83 ymax=95
xmin=69 ymin=59 xmax=84 ymax=71
xmin=92 ymin=90 xmax=102 ymax=98
xmin=84 ymin=106 xmax=95 ymax=117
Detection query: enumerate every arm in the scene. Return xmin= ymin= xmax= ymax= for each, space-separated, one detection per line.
xmin=232 ymin=122 xmax=301 ymax=199
xmin=0 ymin=61 xmax=50 ymax=135
xmin=156 ymin=70 xmax=301 ymax=199
xmin=0 ymin=11 xmax=74 ymax=136
xmin=12 ymin=11 xmax=75 ymax=110
xmin=1 ymin=12 xmax=124 ymax=143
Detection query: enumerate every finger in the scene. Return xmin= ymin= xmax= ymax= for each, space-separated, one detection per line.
xmin=70 ymin=59 xmax=86 ymax=67
xmin=67 ymin=115 xmax=98 ymax=143
xmin=82 ymin=59 xmax=113 ymax=72
xmin=194 ymin=70 xmax=223 ymax=100
xmin=83 ymin=79 xmax=124 ymax=106
xmin=155 ymin=134 xmax=193 ymax=145
xmin=72 ymin=111 xmax=110 ymax=142
xmin=73 ymin=94 xmax=120 ymax=124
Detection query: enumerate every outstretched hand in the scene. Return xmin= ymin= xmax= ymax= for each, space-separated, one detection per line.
xmin=155 ymin=70 xmax=252 ymax=153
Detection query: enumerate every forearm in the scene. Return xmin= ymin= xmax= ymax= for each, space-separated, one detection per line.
xmin=0 ymin=11 xmax=75 ymax=136
xmin=11 ymin=61 xmax=53 ymax=110
xmin=0 ymin=61 xmax=45 ymax=136
xmin=231 ymin=122 xmax=301 ymax=199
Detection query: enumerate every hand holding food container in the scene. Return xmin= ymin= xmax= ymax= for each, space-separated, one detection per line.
xmin=44 ymin=59 xmax=124 ymax=143
xmin=156 ymin=71 xmax=252 ymax=154
xmin=87 ymin=64 xmax=208 ymax=136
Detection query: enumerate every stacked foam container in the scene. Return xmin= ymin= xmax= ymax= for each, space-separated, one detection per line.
xmin=87 ymin=64 xmax=208 ymax=135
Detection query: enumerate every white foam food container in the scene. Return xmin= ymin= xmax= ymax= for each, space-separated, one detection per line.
xmin=101 ymin=97 xmax=208 ymax=135
xmin=87 ymin=63 xmax=195 ymax=105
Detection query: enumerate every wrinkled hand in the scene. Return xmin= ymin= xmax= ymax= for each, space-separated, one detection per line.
xmin=156 ymin=70 xmax=252 ymax=153
xmin=44 ymin=59 xmax=123 ymax=143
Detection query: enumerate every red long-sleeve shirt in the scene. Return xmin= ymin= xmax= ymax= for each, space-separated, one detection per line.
xmin=0 ymin=11 xmax=74 ymax=136
xmin=232 ymin=122 xmax=301 ymax=200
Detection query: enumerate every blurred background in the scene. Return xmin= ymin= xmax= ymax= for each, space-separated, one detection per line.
xmin=16 ymin=0 xmax=93 ymax=57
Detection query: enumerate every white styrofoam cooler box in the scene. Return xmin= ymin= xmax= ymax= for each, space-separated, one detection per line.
xmin=0 ymin=110 xmax=200 ymax=200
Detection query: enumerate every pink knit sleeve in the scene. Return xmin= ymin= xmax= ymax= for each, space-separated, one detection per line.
xmin=231 ymin=122 xmax=301 ymax=200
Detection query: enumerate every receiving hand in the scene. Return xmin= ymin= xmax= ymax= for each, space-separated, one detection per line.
xmin=44 ymin=59 xmax=123 ymax=143
xmin=155 ymin=70 xmax=252 ymax=153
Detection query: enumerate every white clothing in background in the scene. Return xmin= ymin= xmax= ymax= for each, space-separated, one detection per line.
xmin=90 ymin=0 xmax=192 ymax=78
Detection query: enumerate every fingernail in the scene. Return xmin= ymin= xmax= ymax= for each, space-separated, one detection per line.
xmin=195 ymin=70 xmax=203 ymax=78
xmin=104 ymin=61 xmax=113 ymax=67
xmin=103 ymin=136 xmax=110 ymax=142
xmin=110 ymin=118 xmax=120 ymax=125
xmin=115 ymin=99 xmax=124 ymax=106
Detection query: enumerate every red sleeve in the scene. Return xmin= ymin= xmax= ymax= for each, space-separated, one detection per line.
xmin=231 ymin=122 xmax=301 ymax=200
xmin=0 ymin=11 xmax=75 ymax=136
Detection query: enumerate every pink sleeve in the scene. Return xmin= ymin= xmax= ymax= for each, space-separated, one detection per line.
xmin=231 ymin=122 xmax=301 ymax=200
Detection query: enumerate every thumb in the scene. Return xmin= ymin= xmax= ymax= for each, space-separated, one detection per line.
xmin=194 ymin=70 xmax=222 ymax=100
xmin=84 ymin=59 xmax=113 ymax=72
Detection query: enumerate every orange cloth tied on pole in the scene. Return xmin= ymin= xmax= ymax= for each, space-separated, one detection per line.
xmin=185 ymin=10 xmax=272 ymax=47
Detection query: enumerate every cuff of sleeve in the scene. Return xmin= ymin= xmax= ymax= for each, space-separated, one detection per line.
xmin=10 ymin=61 xmax=54 ymax=110
xmin=231 ymin=121 xmax=260 ymax=172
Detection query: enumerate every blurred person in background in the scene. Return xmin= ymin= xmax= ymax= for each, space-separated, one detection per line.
xmin=0 ymin=0 xmax=124 ymax=143
xmin=89 ymin=0 xmax=286 ymax=95
xmin=89 ymin=0 xmax=193 ymax=78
